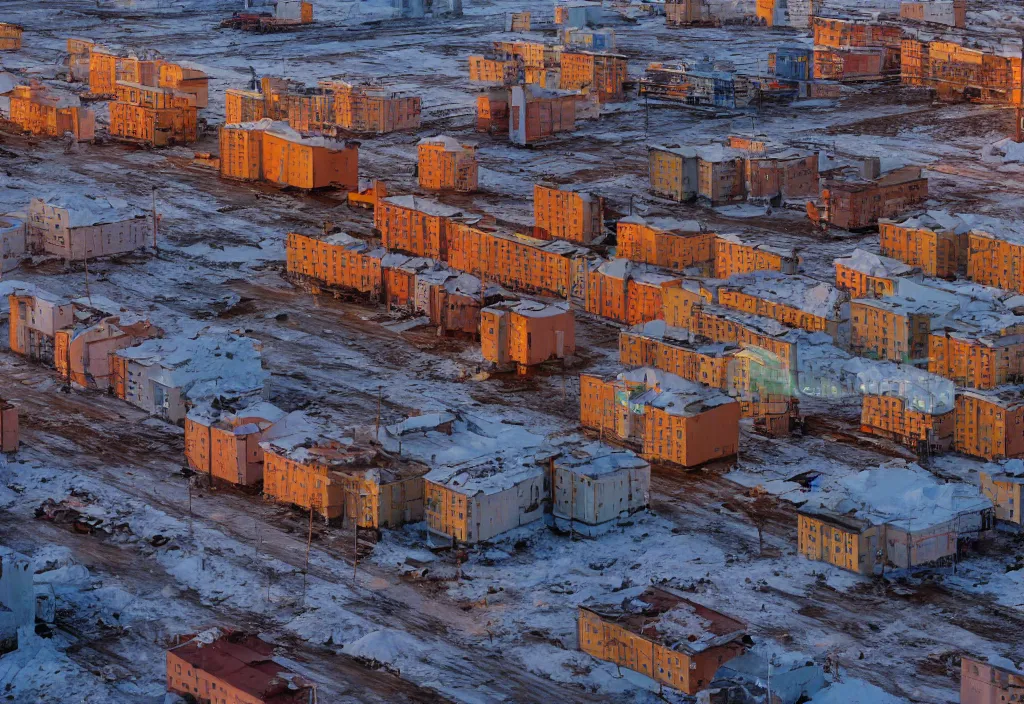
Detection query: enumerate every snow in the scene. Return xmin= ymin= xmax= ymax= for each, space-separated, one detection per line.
xmin=834 ymin=248 xmax=917 ymax=277
xmin=226 ymin=118 xmax=354 ymax=150
xmin=34 ymin=193 xmax=145 ymax=228
xmin=719 ymin=271 xmax=845 ymax=320
xmin=383 ymin=194 xmax=469 ymax=218
xmin=343 ymin=628 xmax=427 ymax=664
xmin=418 ymin=134 xmax=472 ymax=152
xmin=807 ymin=679 xmax=910 ymax=704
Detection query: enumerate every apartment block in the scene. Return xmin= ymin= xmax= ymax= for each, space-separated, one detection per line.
xmin=580 ymin=368 xmax=740 ymax=467
xmin=27 ymin=193 xmax=148 ymax=261
xmin=713 ymin=272 xmax=846 ymax=337
xmin=375 ymin=195 xmax=470 ymax=260
xmin=185 ymin=403 xmax=284 ymax=486
xmin=8 ymin=83 xmax=95 ymax=141
xmin=979 ymin=466 xmax=1024 ymax=528
xmin=967 ymin=225 xmax=1024 ymax=295
xmin=8 ymin=290 xmax=75 ymax=364
xmin=955 ymin=389 xmax=1024 ymax=461
xmin=480 ymin=300 xmax=575 ymax=367
xmin=928 ymin=328 xmax=1024 ymax=390
xmin=879 ymin=211 xmax=968 ymax=278
xmin=509 ymin=85 xmax=579 ymax=146
xmin=798 ymin=508 xmax=883 ymax=575
xmin=533 ymin=184 xmax=603 ymax=244
xmin=475 ymin=88 xmax=509 ymax=133
xmin=110 ymin=81 xmax=198 ymax=146
xmin=668 ymin=0 xmax=713 ymax=25
xmin=902 ymin=39 xmax=1023 ymax=105
xmin=55 ymin=314 xmax=162 ymax=392
xmin=812 ymin=17 xmax=903 ymax=50
xmin=849 ymin=295 xmax=936 ymax=363
xmin=834 ymin=249 xmax=919 ymax=298
xmin=0 ymin=23 xmax=23 ymax=51
xmin=616 ymin=215 xmax=713 ymax=272
xmin=648 ymin=145 xmax=699 ymax=202
xmin=578 ymin=587 xmax=747 ymax=694
xmin=620 ymin=324 xmax=736 ymax=389
xmin=552 ymin=448 xmax=649 ymax=532
xmin=860 ymin=393 xmax=954 ymax=453
xmin=714 ymin=233 xmax=799 ymax=280
xmin=961 ymin=657 xmax=1024 ymax=704
xmin=220 ymin=119 xmax=359 ymax=191
xmin=813 ymin=166 xmax=928 ymax=230
xmin=321 ymin=80 xmax=421 ymax=134
xmin=468 ymin=55 xmax=523 ymax=85
xmin=67 ymin=38 xmax=94 ymax=82
xmin=286 ymin=231 xmax=383 ymax=297
xmin=559 ymin=50 xmax=628 ymax=102
xmin=586 ymin=260 xmax=681 ymax=326
xmin=418 ymin=136 xmax=478 ymax=192
xmin=900 ymin=0 xmax=966 ymax=27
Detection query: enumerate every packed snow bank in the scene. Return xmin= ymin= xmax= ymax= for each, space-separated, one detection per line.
xmin=808 ymin=678 xmax=910 ymax=703
xmin=343 ymin=629 xmax=427 ymax=664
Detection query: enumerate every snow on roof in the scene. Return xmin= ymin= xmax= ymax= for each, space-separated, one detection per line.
xmin=597 ymin=259 xmax=680 ymax=287
xmin=485 ymin=299 xmax=570 ymax=318
xmin=618 ymin=214 xmax=704 ymax=233
xmin=556 ymin=444 xmax=649 ymax=478
xmin=804 ymin=462 xmax=992 ymax=532
xmin=719 ymin=271 xmax=845 ymax=320
xmin=385 ymin=412 xmax=456 ymax=437
xmin=650 ymin=144 xmax=698 ymax=158
xmin=382 ymin=195 xmax=468 ymax=218
xmin=580 ymin=586 xmax=746 ymax=655
xmin=627 ymin=320 xmax=740 ymax=356
xmin=418 ymin=134 xmax=473 ymax=152
xmin=617 ymin=367 xmax=736 ymax=416
xmin=115 ymin=332 xmax=267 ymax=403
xmin=834 ymin=248 xmax=917 ymax=278
xmin=881 ymin=209 xmax=971 ymax=234
xmin=226 ymin=119 xmax=353 ymax=151
xmin=33 ymin=193 xmax=145 ymax=228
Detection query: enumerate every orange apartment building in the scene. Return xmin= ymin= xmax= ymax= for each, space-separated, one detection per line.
xmin=446 ymin=222 xmax=591 ymax=300
xmin=578 ymin=587 xmax=747 ymax=694
xmin=619 ymin=324 xmax=735 ymax=389
xmin=860 ymin=393 xmax=954 ymax=453
xmin=967 ymin=226 xmax=1024 ymax=295
xmin=811 ymin=166 xmax=928 ymax=231
xmin=812 ymin=17 xmax=903 ymax=50
xmin=158 ymin=62 xmax=210 ymax=109
xmin=668 ymin=0 xmax=712 ymax=26
xmin=54 ymin=314 xmax=161 ymax=391
xmin=418 ymin=136 xmax=478 ymax=193
xmin=0 ymin=23 xmax=23 ymax=51
xmin=849 ymin=295 xmax=937 ymax=363
xmin=166 ymin=631 xmax=317 ymax=704
xmin=712 ymin=272 xmax=845 ymax=337
xmin=185 ymin=404 xmax=284 ymax=487
xmin=476 ymin=88 xmax=509 ymax=134
xmin=7 ymin=83 xmax=95 ymax=141
xmin=226 ymin=88 xmax=269 ymax=125
xmin=928 ymin=328 xmax=1024 ymax=390
xmin=955 ymin=389 xmax=1024 ymax=461
xmin=262 ymin=425 xmax=427 ymax=528
xmin=110 ymin=81 xmax=198 ymax=146
xmin=960 ymin=657 xmax=1024 ymax=704
xmin=586 ymin=259 xmax=681 ymax=326
xmin=713 ymin=234 xmax=799 ymax=279
xmin=616 ymin=215 xmax=714 ymax=273
xmin=375 ymin=195 xmax=470 ymax=260
xmin=508 ymin=84 xmax=580 ymax=146
xmin=559 ymin=51 xmax=628 ymax=102
xmin=67 ymin=38 xmax=94 ymax=82
xmin=979 ymin=467 xmax=1024 ymax=528
xmin=220 ymin=119 xmax=359 ymax=191
xmin=879 ymin=212 xmax=968 ymax=278
xmin=902 ymin=39 xmax=1023 ymax=105
xmin=87 ymin=46 xmax=123 ymax=96
xmin=533 ymin=184 xmax=603 ymax=244
xmin=285 ymin=231 xmax=384 ymax=298
xmin=480 ymin=300 xmax=575 ymax=367
xmin=8 ymin=290 xmax=75 ymax=364
xmin=468 ymin=55 xmax=523 ymax=85
xmin=580 ymin=368 xmax=740 ymax=467
xmin=834 ymin=249 xmax=919 ymax=299
xmin=320 ymin=80 xmax=421 ymax=134
xmin=797 ymin=507 xmax=883 ymax=576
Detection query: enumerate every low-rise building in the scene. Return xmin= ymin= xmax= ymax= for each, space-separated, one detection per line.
xmin=860 ymin=393 xmax=954 ymax=454
xmin=418 ymin=136 xmax=478 ymax=192
xmin=166 ymin=631 xmax=317 ymax=704
xmin=580 ymin=367 xmax=740 ymax=467
xmin=8 ymin=288 xmax=76 ymax=365
xmin=900 ymin=0 xmax=966 ymax=27
xmin=0 ymin=23 xmax=23 ymax=52
xmin=480 ymin=299 xmax=575 ymax=368
xmin=879 ymin=211 xmax=969 ymax=278
xmin=509 ymin=84 xmax=579 ymax=146
xmin=902 ymin=38 xmax=1023 ymax=105
xmin=261 ymin=413 xmax=429 ymax=527
xmin=955 ymin=388 xmax=1024 ymax=461
xmin=559 ymin=50 xmax=628 ymax=102
xmin=533 ymin=184 xmax=603 ymax=244
xmin=587 ymin=259 xmax=681 ymax=326
xmin=834 ymin=248 xmax=920 ymax=298
xmin=220 ymin=119 xmax=359 ymax=191
xmin=768 ymin=45 xmax=814 ymax=80
xmin=27 ymin=193 xmax=148 ymax=261
xmin=578 ymin=586 xmax=747 ymax=694
xmin=714 ymin=233 xmax=799 ymax=279
xmin=616 ymin=215 xmax=713 ymax=272
xmin=0 ymin=216 xmax=25 ymax=274
xmin=961 ymin=657 xmax=1024 ymax=704
xmin=185 ymin=402 xmax=284 ymax=487
xmin=979 ymin=462 xmax=1024 ymax=528
xmin=552 ymin=445 xmax=649 ymax=533
xmin=375 ymin=195 xmax=470 ymax=260
xmin=712 ymin=271 xmax=846 ymax=337
xmin=799 ymin=463 xmax=993 ymax=573
xmin=7 ymin=83 xmax=95 ymax=141
xmin=111 ymin=333 xmax=269 ymax=424
xmin=811 ymin=166 xmax=928 ymax=230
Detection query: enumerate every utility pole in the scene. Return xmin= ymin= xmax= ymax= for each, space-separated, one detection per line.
xmin=303 ymin=500 xmax=314 ymax=606
xmin=151 ymin=187 xmax=159 ymax=252
xmin=83 ymin=251 xmax=91 ymax=304
xmin=375 ymin=385 xmax=383 ymax=438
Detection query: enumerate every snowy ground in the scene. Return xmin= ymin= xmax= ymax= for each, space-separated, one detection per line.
xmin=1 ymin=0 xmax=1024 ymax=702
